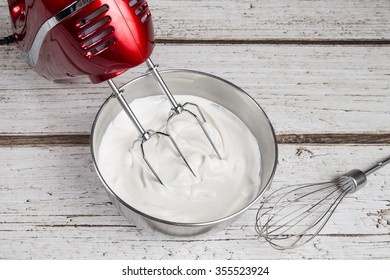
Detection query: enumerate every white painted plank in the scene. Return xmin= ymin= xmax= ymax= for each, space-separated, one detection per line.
xmin=1 ymin=0 xmax=389 ymax=40
xmin=0 ymin=44 xmax=389 ymax=134
xmin=1 ymin=227 xmax=390 ymax=259
xmin=150 ymin=0 xmax=390 ymax=41
xmin=1 ymin=145 xmax=389 ymax=259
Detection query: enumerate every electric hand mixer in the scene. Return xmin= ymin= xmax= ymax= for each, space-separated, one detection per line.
xmin=7 ymin=0 xmax=221 ymax=184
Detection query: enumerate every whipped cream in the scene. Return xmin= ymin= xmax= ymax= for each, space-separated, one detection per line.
xmin=97 ymin=95 xmax=261 ymax=223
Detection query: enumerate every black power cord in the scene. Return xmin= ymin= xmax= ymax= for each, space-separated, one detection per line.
xmin=0 ymin=35 xmax=16 ymax=45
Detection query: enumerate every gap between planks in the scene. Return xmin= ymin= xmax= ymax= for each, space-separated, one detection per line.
xmin=156 ymin=39 xmax=390 ymax=46
xmin=0 ymin=133 xmax=389 ymax=147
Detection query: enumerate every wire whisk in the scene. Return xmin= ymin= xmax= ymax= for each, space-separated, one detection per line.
xmin=256 ymin=155 xmax=390 ymax=250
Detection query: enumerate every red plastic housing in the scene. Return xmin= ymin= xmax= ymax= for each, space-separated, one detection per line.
xmin=7 ymin=0 xmax=155 ymax=83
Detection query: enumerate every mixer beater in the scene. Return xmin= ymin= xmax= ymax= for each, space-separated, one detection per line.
xmin=256 ymin=155 xmax=390 ymax=250
xmin=107 ymin=79 xmax=196 ymax=185
xmin=145 ymin=58 xmax=222 ymax=160
xmin=106 ymin=58 xmax=222 ymax=184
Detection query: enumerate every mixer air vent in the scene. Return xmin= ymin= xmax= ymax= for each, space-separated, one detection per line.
xmin=129 ymin=0 xmax=151 ymax=24
xmin=77 ymin=5 xmax=109 ymax=27
xmin=77 ymin=5 xmax=116 ymax=58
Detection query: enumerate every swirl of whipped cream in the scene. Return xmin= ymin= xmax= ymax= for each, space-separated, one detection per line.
xmin=98 ymin=95 xmax=261 ymax=223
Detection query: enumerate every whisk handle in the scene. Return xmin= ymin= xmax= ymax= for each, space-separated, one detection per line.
xmin=342 ymin=155 xmax=390 ymax=193
xmin=363 ymin=155 xmax=390 ymax=176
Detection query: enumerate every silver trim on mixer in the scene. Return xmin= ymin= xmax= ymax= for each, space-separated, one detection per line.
xmin=25 ymin=0 xmax=95 ymax=67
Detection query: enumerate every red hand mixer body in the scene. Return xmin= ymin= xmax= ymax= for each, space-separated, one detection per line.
xmin=7 ymin=0 xmax=154 ymax=83
xmin=7 ymin=0 xmax=221 ymax=184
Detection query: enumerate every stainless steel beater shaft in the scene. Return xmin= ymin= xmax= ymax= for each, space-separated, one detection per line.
xmin=107 ymin=79 xmax=195 ymax=185
xmin=145 ymin=58 xmax=222 ymax=159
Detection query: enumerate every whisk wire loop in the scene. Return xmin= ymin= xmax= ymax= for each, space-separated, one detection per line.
xmin=256 ymin=155 xmax=390 ymax=250
xmin=265 ymin=183 xmax=340 ymax=235
xmin=256 ymin=179 xmax=354 ymax=250
xmin=260 ymin=187 xmax=350 ymax=250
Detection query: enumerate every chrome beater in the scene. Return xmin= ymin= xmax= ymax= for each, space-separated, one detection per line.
xmin=107 ymin=79 xmax=195 ymax=185
xmin=106 ymin=59 xmax=222 ymax=185
xmin=146 ymin=58 xmax=222 ymax=159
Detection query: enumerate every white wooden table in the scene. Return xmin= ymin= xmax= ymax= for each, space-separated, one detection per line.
xmin=0 ymin=0 xmax=389 ymax=259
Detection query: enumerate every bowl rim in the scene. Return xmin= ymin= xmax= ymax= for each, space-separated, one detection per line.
xmin=90 ymin=69 xmax=279 ymax=227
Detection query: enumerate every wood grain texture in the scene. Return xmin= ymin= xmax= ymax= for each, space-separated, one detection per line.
xmin=0 ymin=145 xmax=389 ymax=259
xmin=1 ymin=0 xmax=389 ymax=261
xmin=1 ymin=44 xmax=389 ymax=135
xmin=1 ymin=133 xmax=390 ymax=147
xmin=0 ymin=135 xmax=91 ymax=147
xmin=151 ymin=0 xmax=390 ymax=41
xmin=1 ymin=0 xmax=390 ymax=42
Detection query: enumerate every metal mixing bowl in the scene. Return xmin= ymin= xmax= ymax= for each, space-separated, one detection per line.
xmin=91 ymin=70 xmax=278 ymax=236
